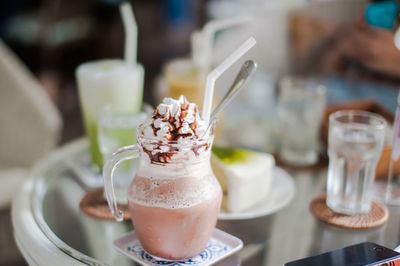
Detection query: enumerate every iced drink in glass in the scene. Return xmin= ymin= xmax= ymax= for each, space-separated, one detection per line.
xmin=164 ymin=59 xmax=205 ymax=108
xmin=98 ymin=109 xmax=147 ymax=204
xmin=103 ymin=96 xmax=222 ymax=260
xmin=277 ymin=77 xmax=326 ymax=166
xmin=76 ymin=60 xmax=144 ymax=169
xmin=327 ymin=110 xmax=386 ymax=215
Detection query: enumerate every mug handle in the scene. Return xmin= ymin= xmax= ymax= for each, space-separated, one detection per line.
xmin=103 ymin=144 xmax=140 ymax=222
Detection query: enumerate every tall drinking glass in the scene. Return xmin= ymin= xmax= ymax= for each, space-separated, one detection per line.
xmin=277 ymin=77 xmax=326 ymax=166
xmin=164 ymin=59 xmax=205 ymax=108
xmin=163 ymin=59 xmax=227 ymax=142
xmin=327 ymin=110 xmax=386 ymax=215
xmin=76 ymin=60 xmax=144 ymax=170
xmin=385 ymin=93 xmax=400 ymax=205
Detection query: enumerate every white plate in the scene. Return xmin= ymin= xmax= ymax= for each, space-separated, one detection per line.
xmin=113 ymin=228 xmax=243 ymax=266
xmin=218 ymin=167 xmax=296 ymax=220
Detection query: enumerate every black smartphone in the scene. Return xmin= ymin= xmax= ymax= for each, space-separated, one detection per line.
xmin=284 ymin=242 xmax=400 ymax=266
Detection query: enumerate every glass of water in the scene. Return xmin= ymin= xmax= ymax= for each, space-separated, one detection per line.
xmin=98 ymin=106 xmax=147 ymax=204
xmin=327 ymin=110 xmax=386 ymax=215
xmin=277 ymin=77 xmax=326 ymax=166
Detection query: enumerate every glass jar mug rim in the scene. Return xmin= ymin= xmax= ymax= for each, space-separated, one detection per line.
xmin=329 ymin=110 xmax=387 ymax=130
xmin=135 ymin=122 xmax=215 ymax=148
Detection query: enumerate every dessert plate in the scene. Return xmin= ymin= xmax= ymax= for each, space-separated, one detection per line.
xmin=113 ymin=228 xmax=243 ymax=266
xmin=218 ymin=167 xmax=296 ymax=220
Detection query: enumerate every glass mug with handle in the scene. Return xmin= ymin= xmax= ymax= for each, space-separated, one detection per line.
xmin=103 ymin=121 xmax=222 ymax=260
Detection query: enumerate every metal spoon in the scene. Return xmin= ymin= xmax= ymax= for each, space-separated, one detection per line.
xmin=211 ymin=60 xmax=257 ymax=120
xmin=203 ymin=60 xmax=257 ymax=135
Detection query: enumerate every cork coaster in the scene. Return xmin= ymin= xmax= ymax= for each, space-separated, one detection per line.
xmin=310 ymin=193 xmax=388 ymax=229
xmin=79 ymin=188 xmax=131 ymax=221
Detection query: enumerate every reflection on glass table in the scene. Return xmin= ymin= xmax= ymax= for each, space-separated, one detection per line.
xmin=12 ymin=138 xmax=400 ymax=265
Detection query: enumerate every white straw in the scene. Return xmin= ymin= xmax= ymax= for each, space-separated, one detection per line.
xmin=201 ymin=37 xmax=256 ymax=124
xmin=120 ymin=2 xmax=137 ymax=66
xmin=202 ymin=16 xmax=251 ymax=71
xmin=191 ymin=16 xmax=251 ymax=73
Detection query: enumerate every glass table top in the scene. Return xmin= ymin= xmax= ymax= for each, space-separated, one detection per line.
xmin=19 ymin=138 xmax=400 ymax=265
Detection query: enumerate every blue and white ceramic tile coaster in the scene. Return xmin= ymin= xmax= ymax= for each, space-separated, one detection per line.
xmin=113 ymin=228 xmax=243 ymax=266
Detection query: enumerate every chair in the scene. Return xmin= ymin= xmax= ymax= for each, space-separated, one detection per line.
xmin=0 ymin=39 xmax=62 ymax=208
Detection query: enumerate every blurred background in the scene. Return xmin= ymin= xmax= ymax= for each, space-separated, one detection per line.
xmin=1 ymin=0 xmax=400 ymax=265
xmin=0 ymin=0 xmax=208 ymax=144
xmin=1 ymin=0 xmax=399 ymax=144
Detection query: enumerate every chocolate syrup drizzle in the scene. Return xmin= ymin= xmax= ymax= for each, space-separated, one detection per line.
xmin=143 ymin=99 xmax=210 ymax=164
xmin=151 ymin=101 xmax=198 ymax=141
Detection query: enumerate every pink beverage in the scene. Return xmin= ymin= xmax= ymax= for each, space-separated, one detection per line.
xmin=128 ymin=174 xmax=221 ymax=259
xmin=103 ymin=96 xmax=222 ymax=260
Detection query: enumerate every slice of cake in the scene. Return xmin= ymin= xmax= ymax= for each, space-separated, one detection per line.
xmin=211 ymin=146 xmax=275 ymax=213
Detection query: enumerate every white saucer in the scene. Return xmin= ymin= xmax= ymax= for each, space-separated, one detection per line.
xmin=218 ymin=167 xmax=296 ymax=220
xmin=113 ymin=228 xmax=243 ymax=266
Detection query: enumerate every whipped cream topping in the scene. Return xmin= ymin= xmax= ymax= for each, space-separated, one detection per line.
xmin=139 ymin=96 xmax=211 ymax=164
xmin=143 ymin=95 xmax=207 ymax=141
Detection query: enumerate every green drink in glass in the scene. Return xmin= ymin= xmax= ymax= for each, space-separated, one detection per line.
xmin=76 ymin=60 xmax=144 ymax=170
